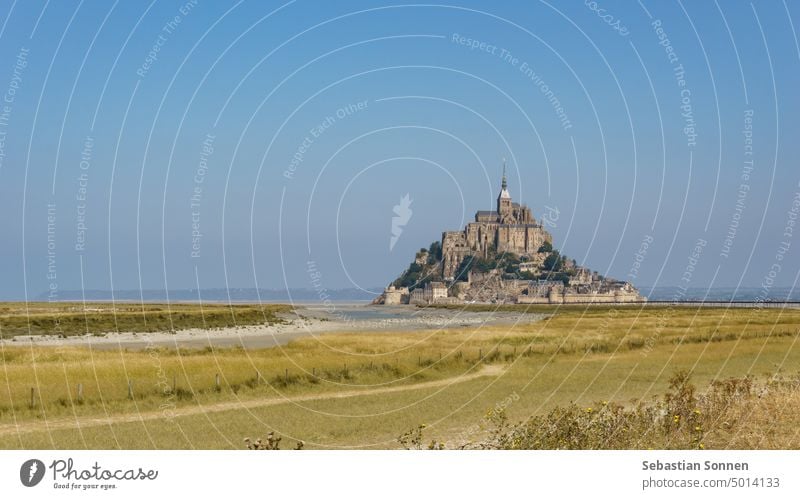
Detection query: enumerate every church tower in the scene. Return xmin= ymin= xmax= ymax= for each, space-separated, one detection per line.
xmin=497 ymin=161 xmax=512 ymax=223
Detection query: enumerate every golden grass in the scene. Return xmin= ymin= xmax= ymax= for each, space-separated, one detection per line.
xmin=0 ymin=306 xmax=798 ymax=449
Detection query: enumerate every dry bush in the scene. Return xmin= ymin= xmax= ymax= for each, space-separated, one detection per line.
xmin=404 ymin=370 xmax=800 ymax=450
xmin=243 ymin=432 xmax=304 ymax=450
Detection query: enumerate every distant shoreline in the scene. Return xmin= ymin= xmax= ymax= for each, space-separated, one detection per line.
xmin=5 ymin=298 xmax=799 ymax=306
xmin=7 ymin=286 xmax=796 ymax=304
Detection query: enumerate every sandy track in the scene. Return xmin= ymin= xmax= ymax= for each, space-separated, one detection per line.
xmin=0 ymin=365 xmax=504 ymax=437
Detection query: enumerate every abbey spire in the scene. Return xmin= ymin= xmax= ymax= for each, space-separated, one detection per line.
xmin=497 ymin=159 xmax=512 ymax=220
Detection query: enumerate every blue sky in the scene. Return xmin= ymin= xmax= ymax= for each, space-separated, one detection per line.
xmin=0 ymin=0 xmax=798 ymax=300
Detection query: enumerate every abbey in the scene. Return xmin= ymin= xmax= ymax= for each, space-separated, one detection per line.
xmin=441 ymin=167 xmax=552 ymax=280
xmin=378 ymin=164 xmax=644 ymax=305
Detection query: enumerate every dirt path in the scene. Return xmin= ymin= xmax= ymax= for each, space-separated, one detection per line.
xmin=0 ymin=365 xmax=505 ymax=436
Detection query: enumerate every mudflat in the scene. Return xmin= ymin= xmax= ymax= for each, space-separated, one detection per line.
xmin=1 ymin=303 xmax=548 ymax=350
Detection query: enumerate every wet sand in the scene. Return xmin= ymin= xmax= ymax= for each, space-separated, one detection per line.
xmin=2 ymin=304 xmax=548 ymax=351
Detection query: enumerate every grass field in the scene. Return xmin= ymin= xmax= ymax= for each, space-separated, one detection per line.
xmin=1 ymin=305 xmax=799 ymax=449
xmin=0 ymin=302 xmax=292 ymax=337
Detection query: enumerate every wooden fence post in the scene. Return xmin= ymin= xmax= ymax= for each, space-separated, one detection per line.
xmin=77 ymin=383 xmax=83 ymax=403
xmin=127 ymin=380 xmax=133 ymax=399
xmin=30 ymin=387 xmax=35 ymax=409
xmin=215 ymin=373 xmax=220 ymax=391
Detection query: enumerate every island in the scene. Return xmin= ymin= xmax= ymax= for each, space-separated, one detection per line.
xmin=376 ymin=165 xmax=645 ymax=305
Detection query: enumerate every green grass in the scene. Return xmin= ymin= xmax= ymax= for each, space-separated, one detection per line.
xmin=1 ymin=306 xmax=799 ymax=449
xmin=0 ymin=302 xmax=292 ymax=338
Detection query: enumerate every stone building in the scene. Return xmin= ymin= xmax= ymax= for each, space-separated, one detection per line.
xmin=568 ymin=267 xmax=593 ymax=286
xmin=406 ymin=281 xmax=454 ymax=305
xmin=424 ymin=281 xmax=448 ymax=301
xmin=382 ymin=286 xmax=409 ymax=305
xmin=442 ymin=168 xmax=552 ymax=279
xmin=409 ymin=288 xmax=426 ymax=305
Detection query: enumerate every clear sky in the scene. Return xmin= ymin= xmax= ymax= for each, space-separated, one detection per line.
xmin=0 ymin=0 xmax=798 ymax=300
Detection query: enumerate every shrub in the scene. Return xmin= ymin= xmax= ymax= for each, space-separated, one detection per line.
xmin=542 ymin=251 xmax=562 ymax=271
xmin=422 ymin=371 xmax=800 ymax=450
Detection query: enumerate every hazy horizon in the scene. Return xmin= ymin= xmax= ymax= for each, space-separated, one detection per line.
xmin=8 ymin=285 xmax=799 ymax=305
